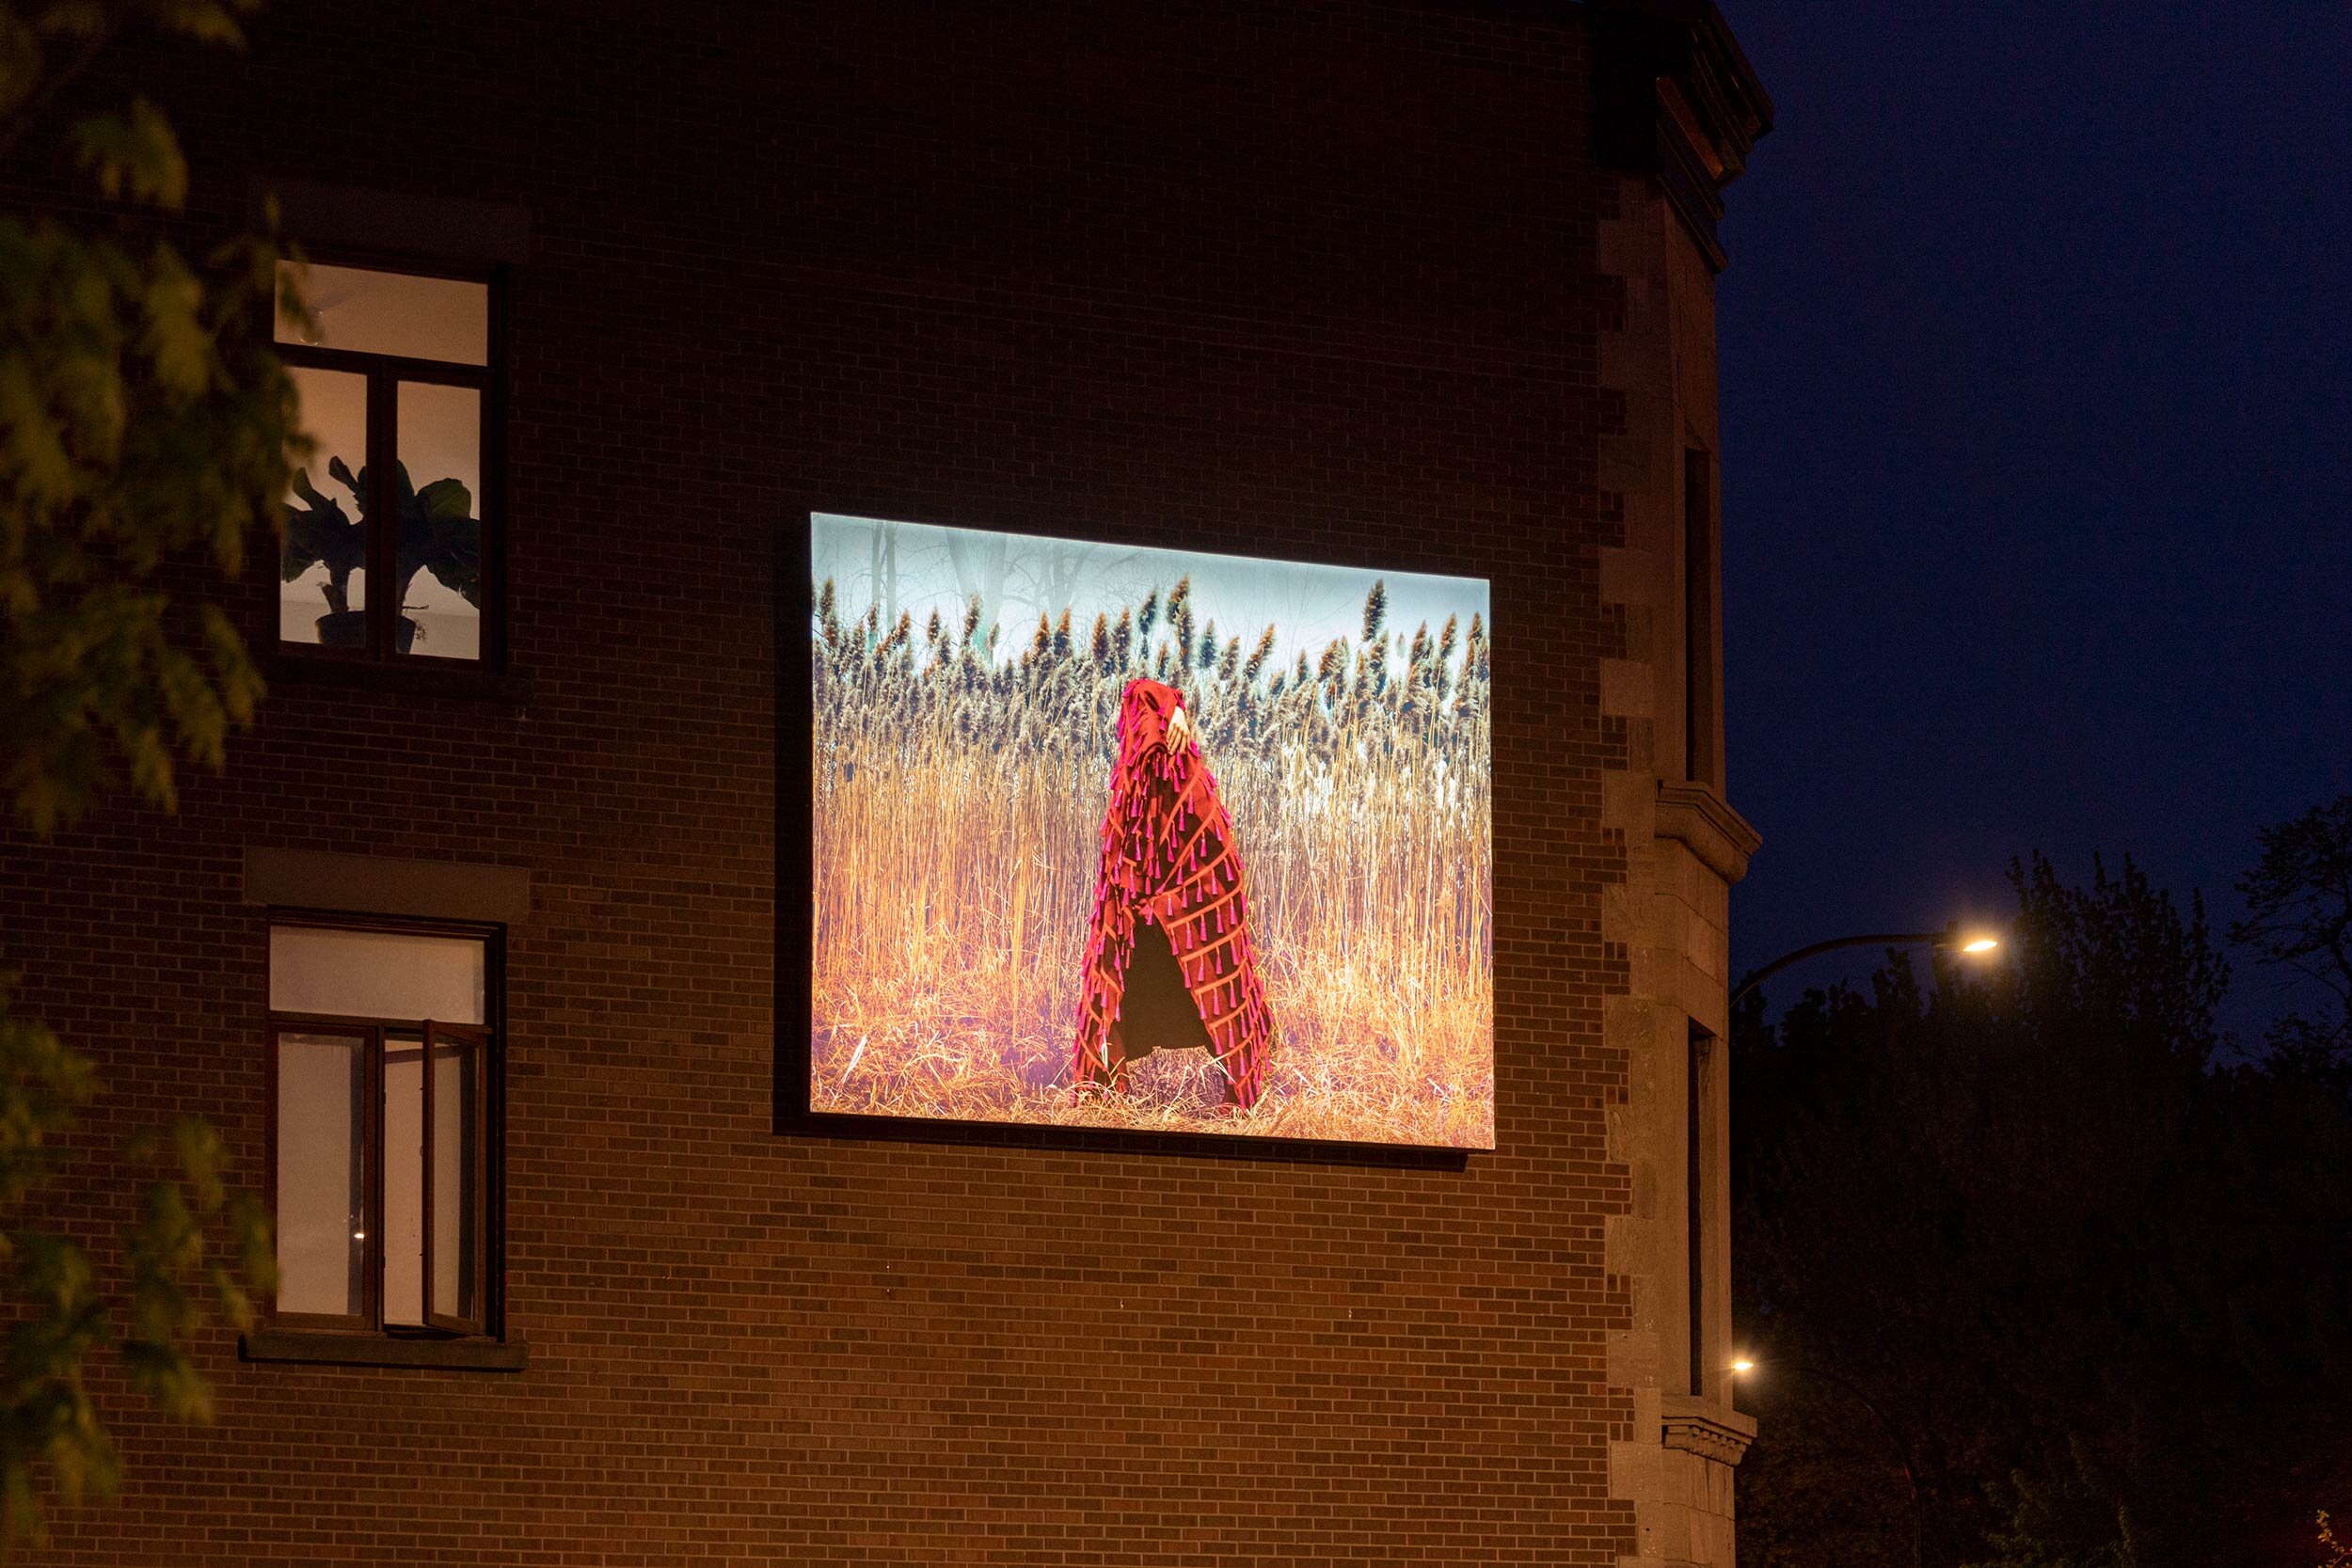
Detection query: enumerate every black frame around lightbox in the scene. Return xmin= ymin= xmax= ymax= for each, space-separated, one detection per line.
xmin=772 ymin=502 xmax=1495 ymax=1171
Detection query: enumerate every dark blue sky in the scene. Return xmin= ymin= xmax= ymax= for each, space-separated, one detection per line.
xmin=1714 ymin=0 xmax=2352 ymax=1044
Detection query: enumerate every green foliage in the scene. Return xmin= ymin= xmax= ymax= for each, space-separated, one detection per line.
xmin=0 ymin=0 xmax=288 ymax=1550
xmin=0 ymin=0 xmax=303 ymax=835
xmin=0 ymin=983 xmax=274 ymax=1548
xmin=2320 ymin=1513 xmax=2352 ymax=1568
xmin=1734 ymin=851 xmax=2352 ymax=1568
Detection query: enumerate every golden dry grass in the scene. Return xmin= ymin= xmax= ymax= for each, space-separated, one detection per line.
xmin=810 ymin=576 xmax=1492 ymax=1148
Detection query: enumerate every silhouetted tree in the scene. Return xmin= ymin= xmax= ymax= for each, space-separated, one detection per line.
xmin=1734 ymin=853 xmax=2352 ymax=1568
xmin=2233 ymin=793 xmax=2352 ymax=1073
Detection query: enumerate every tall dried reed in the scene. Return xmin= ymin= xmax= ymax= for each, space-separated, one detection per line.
xmin=810 ymin=573 xmax=1493 ymax=1147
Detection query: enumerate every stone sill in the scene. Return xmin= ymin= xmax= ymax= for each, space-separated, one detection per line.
xmin=1655 ymin=781 xmax=1763 ymax=883
xmin=242 ymin=1327 xmax=528 ymax=1372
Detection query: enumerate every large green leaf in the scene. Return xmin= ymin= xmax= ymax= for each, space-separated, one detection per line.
xmin=399 ymin=470 xmax=481 ymax=607
xmin=415 ymin=475 xmax=470 ymax=521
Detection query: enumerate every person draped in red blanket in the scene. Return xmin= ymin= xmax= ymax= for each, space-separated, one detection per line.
xmin=1071 ymin=677 xmax=1276 ymax=1109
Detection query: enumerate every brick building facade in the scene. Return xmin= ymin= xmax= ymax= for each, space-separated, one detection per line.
xmin=2 ymin=2 xmax=1771 ymax=1560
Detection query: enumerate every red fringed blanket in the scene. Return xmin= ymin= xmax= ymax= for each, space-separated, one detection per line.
xmin=1072 ymin=678 xmax=1276 ymax=1108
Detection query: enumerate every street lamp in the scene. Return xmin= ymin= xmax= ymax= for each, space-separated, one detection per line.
xmin=1724 ymin=925 xmax=2000 ymax=1566
xmin=1730 ymin=922 xmax=2002 ymax=1007
xmin=1731 ymin=1356 xmax=1924 ymax=1568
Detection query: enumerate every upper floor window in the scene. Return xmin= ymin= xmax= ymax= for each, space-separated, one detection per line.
xmin=269 ymin=917 xmax=501 ymax=1338
xmin=275 ymin=261 xmax=498 ymax=664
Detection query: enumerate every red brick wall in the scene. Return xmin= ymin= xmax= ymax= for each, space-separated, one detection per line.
xmin=1 ymin=2 xmax=1639 ymax=1560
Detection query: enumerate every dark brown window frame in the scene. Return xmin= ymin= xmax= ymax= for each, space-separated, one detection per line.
xmin=274 ymin=251 xmax=508 ymax=673
xmin=262 ymin=911 xmax=506 ymax=1347
xmin=422 ymin=1019 xmax=491 ymax=1337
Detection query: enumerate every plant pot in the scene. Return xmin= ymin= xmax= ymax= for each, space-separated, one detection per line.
xmin=314 ymin=610 xmax=367 ymax=648
xmin=313 ymin=611 xmax=419 ymax=653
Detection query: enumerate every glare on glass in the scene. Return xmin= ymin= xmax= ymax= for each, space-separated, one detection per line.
xmin=382 ymin=1031 xmax=425 ymax=1327
xmin=270 ymin=926 xmax=485 ymax=1024
xmin=280 ymin=365 xmax=369 ymax=647
xmin=430 ymin=1031 xmax=480 ymax=1323
xmin=275 ymin=1032 xmax=365 ymax=1318
xmin=395 ymin=381 xmax=484 ymax=661
xmin=276 ymin=261 xmax=487 ymax=366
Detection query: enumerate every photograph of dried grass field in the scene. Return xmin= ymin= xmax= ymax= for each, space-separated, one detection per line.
xmin=807 ymin=515 xmax=1493 ymax=1148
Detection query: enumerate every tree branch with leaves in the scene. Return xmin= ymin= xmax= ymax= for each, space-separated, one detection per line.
xmin=0 ymin=0 xmax=295 ymax=1549
xmin=2233 ymin=795 xmax=2352 ymax=1057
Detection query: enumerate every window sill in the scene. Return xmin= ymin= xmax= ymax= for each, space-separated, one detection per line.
xmin=1661 ymin=1392 xmax=1756 ymax=1466
xmin=241 ymin=1327 xmax=528 ymax=1371
xmin=1653 ymin=779 xmax=1763 ymax=883
xmin=266 ymin=651 xmax=529 ymax=705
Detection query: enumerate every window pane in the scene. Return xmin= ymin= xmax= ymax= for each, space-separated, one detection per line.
xmin=276 ymin=1033 xmax=364 ymax=1317
xmin=277 ymin=261 xmax=487 ymax=366
xmin=430 ymin=1033 xmax=480 ymax=1323
xmin=383 ymin=1034 xmax=424 ymax=1327
xmin=270 ymin=926 xmax=486 ymax=1024
xmin=281 ymin=366 xmax=369 ymax=648
xmin=395 ymin=382 xmax=483 ymax=662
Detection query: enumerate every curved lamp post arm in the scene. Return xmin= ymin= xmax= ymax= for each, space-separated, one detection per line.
xmin=1742 ymin=1361 xmax=1925 ymax=1568
xmin=1729 ymin=931 xmax=1950 ymax=1007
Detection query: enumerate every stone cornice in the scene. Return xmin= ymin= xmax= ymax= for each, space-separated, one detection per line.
xmin=1654 ymin=781 xmax=1762 ymax=883
xmin=1661 ymin=1393 xmax=1758 ymax=1466
xmin=1589 ymin=0 xmax=1775 ymax=270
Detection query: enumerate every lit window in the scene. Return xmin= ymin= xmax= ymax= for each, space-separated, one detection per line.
xmin=275 ymin=262 xmax=497 ymax=664
xmin=269 ymin=919 xmax=500 ymax=1337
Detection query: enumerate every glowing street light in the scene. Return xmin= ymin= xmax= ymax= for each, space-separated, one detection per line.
xmin=1730 ymin=922 xmax=2005 ymax=1006
xmin=1724 ymin=927 xmax=2005 ymax=1564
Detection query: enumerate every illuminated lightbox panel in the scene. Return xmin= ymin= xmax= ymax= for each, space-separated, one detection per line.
xmin=808 ymin=514 xmax=1493 ymax=1150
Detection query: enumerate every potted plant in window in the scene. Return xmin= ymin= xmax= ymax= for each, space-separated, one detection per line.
xmin=283 ymin=457 xmax=482 ymax=652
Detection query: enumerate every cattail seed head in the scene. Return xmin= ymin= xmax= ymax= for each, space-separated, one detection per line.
xmin=1244 ymin=625 xmax=1277 ymax=687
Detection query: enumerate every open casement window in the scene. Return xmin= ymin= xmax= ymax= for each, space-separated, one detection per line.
xmin=269 ymin=920 xmax=501 ymax=1338
xmin=275 ymin=261 xmax=500 ymax=665
xmin=423 ymin=1022 xmax=489 ymax=1335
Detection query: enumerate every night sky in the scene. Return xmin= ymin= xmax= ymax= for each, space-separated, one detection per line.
xmin=1715 ymin=1 xmax=2352 ymax=1045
